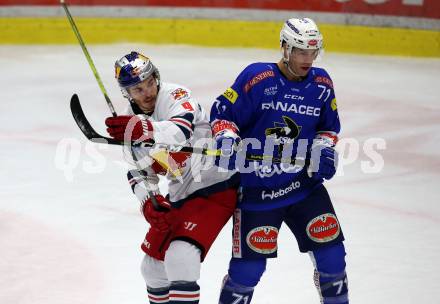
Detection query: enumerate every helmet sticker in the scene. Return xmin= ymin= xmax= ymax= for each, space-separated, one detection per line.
xmin=280 ymin=18 xmax=323 ymax=51
xmin=114 ymin=51 xmax=160 ymax=96
xmin=286 ymin=20 xmax=300 ymax=34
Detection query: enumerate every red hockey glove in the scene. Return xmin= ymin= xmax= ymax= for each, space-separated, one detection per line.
xmin=142 ymin=195 xmax=174 ymax=232
xmin=105 ymin=115 xmax=153 ymax=142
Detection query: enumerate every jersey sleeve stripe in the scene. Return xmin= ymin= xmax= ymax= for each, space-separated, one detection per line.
xmin=170 ymin=118 xmax=193 ymax=131
xmin=171 ymin=113 xmax=194 ymax=127
xmin=172 ymin=122 xmax=193 ymax=140
xmin=127 ymin=170 xmax=140 ymax=192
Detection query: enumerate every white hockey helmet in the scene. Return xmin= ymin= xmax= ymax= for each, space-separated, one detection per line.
xmin=279 ymin=18 xmax=323 ymax=54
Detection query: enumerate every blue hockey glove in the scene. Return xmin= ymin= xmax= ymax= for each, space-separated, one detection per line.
xmin=215 ymin=130 xmax=241 ymax=171
xmin=308 ymin=134 xmax=339 ymax=180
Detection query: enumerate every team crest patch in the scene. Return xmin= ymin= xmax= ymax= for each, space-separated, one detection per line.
xmin=314 ymin=76 xmax=334 ymax=89
xmin=244 ymin=70 xmax=275 ymax=92
xmin=306 ymin=213 xmax=340 ymax=243
xmin=265 ymin=116 xmax=301 ymax=141
xmin=286 ymin=20 xmax=300 ymax=34
xmin=246 ymin=226 xmax=278 ymax=254
xmin=265 ymin=116 xmax=301 ymax=156
xmin=171 ymin=88 xmax=189 ymax=101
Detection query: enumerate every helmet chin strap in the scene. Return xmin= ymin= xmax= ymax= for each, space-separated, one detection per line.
xmin=281 ymin=48 xmax=302 ymax=78
xmin=283 ymin=58 xmax=301 ymax=78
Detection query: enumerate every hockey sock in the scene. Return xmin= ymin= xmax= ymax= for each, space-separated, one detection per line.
xmin=311 ymin=243 xmax=349 ymax=304
xmin=147 ymin=286 xmax=170 ymax=304
xmin=228 ymin=257 xmax=266 ymax=287
xmin=169 ymin=281 xmax=200 ymax=303
xmin=314 ymin=269 xmax=348 ymax=304
xmin=218 ymin=275 xmax=255 ymax=304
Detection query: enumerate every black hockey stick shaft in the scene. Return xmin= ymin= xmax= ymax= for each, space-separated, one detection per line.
xmin=61 ymin=0 xmax=161 ymax=209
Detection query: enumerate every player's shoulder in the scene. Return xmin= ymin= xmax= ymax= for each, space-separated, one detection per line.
xmin=237 ymin=62 xmax=278 ymax=91
xmin=160 ymin=82 xmax=193 ymax=101
xmin=310 ymin=67 xmax=334 ymax=89
xmin=241 ymin=62 xmax=277 ymax=78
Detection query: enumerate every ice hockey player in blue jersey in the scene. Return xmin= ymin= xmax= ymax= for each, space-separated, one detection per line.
xmin=210 ymin=18 xmax=349 ymax=303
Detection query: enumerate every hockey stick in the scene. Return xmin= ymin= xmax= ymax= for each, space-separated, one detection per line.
xmin=61 ymin=0 xmax=163 ymax=209
xmin=70 ymin=93 xmax=221 ymax=156
xmin=60 ymin=0 xmax=116 ymax=116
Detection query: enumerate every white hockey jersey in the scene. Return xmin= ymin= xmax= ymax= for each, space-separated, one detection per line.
xmin=125 ymin=82 xmax=237 ymax=206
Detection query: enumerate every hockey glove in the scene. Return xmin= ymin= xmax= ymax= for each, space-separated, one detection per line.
xmin=214 ymin=130 xmax=241 ymax=171
xmin=212 ymin=119 xmax=241 ymax=170
xmin=142 ymin=195 xmax=174 ymax=232
xmin=105 ymin=115 xmax=153 ymax=142
xmin=308 ymin=133 xmax=339 ymax=180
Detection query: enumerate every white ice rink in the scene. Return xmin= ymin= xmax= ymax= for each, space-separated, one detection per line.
xmin=1 ymin=44 xmax=439 ymax=304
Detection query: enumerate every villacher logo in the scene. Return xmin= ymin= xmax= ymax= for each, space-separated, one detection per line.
xmin=306 ymin=213 xmax=340 ymax=243
xmin=246 ymin=226 xmax=278 ymax=254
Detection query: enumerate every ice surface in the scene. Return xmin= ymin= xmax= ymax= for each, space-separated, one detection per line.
xmin=0 ymin=44 xmax=439 ymax=303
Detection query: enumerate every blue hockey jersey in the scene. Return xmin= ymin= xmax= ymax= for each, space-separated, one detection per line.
xmin=210 ymin=62 xmax=340 ymax=211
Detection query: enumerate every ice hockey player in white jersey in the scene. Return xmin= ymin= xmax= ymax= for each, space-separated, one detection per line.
xmin=104 ymin=51 xmax=239 ymax=304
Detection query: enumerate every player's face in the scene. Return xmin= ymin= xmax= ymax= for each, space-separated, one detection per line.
xmin=289 ymin=48 xmax=319 ymax=76
xmin=127 ymin=75 xmax=158 ymax=113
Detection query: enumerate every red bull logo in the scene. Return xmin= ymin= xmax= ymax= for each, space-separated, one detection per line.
xmin=171 ymin=88 xmax=189 ymax=101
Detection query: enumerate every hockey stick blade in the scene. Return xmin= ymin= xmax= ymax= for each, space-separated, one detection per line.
xmin=70 ymin=94 xmax=137 ymax=146
xmin=71 ymin=94 xmax=101 ymax=140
